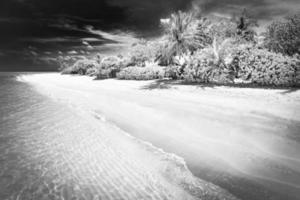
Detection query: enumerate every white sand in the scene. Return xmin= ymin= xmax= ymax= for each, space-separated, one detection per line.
xmin=20 ymin=73 xmax=300 ymax=199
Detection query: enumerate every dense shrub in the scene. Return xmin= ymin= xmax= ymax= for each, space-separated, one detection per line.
xmin=181 ymin=38 xmax=241 ymax=84
xmin=128 ymin=40 xmax=162 ymax=67
xmin=58 ymin=55 xmax=82 ymax=72
xmin=165 ymin=65 xmax=184 ymax=80
xmin=129 ymin=42 xmax=151 ymax=66
xmin=236 ymin=47 xmax=300 ymax=86
xmin=164 ymin=38 xmax=238 ymax=84
xmin=95 ymin=56 xmax=123 ymax=79
xmin=86 ymin=67 xmax=98 ymax=76
xmin=61 ymin=59 xmax=97 ymax=75
xmin=263 ymin=13 xmax=300 ymax=56
xmin=164 ymin=53 xmax=191 ymax=79
xmin=117 ymin=65 xmax=165 ymax=80
xmin=182 ymin=48 xmax=234 ymax=84
xmin=207 ymin=19 xmax=236 ymax=42
xmin=100 ymin=56 xmax=121 ymax=69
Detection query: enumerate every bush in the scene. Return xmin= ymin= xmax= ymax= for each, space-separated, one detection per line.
xmin=208 ymin=9 xmax=258 ymax=44
xmin=129 ymin=42 xmax=151 ymax=66
xmin=263 ymin=13 xmax=300 ymax=56
xmin=100 ymin=56 xmax=120 ymax=69
xmin=164 ymin=53 xmax=192 ymax=79
xmin=117 ymin=64 xmax=165 ymax=80
xmin=208 ymin=18 xmax=236 ymax=42
xmin=165 ymin=65 xmax=184 ymax=80
xmin=181 ymin=49 xmax=233 ymax=84
xmin=95 ymin=56 xmax=123 ymax=79
xmin=180 ymin=39 xmax=238 ymax=84
xmin=183 ymin=64 xmax=232 ymax=84
xmin=236 ymin=47 xmax=299 ymax=86
xmin=128 ymin=40 xmax=161 ymax=67
xmin=61 ymin=59 xmax=97 ymax=75
xmin=86 ymin=67 xmax=98 ymax=76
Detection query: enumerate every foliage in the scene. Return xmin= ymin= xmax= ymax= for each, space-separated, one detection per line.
xmin=95 ymin=56 xmax=123 ymax=79
xmin=164 ymin=53 xmax=192 ymax=79
xmin=128 ymin=39 xmax=162 ymax=67
xmin=205 ymin=9 xmax=257 ymax=45
xmin=165 ymin=38 xmax=238 ymax=83
xmin=181 ymin=47 xmax=235 ymax=84
xmin=57 ymin=9 xmax=300 ymax=88
xmin=207 ymin=19 xmax=236 ymax=42
xmin=206 ymin=9 xmax=258 ymax=45
xmin=86 ymin=67 xmax=98 ymax=77
xmin=58 ymin=56 xmax=77 ymax=71
xmin=233 ymin=9 xmax=258 ymax=42
xmin=164 ymin=65 xmax=185 ymax=80
xmin=236 ymin=47 xmax=299 ymax=86
xmin=263 ymin=13 xmax=300 ymax=56
xmin=117 ymin=64 xmax=165 ymax=80
xmin=99 ymin=56 xmax=120 ymax=69
xmin=204 ymin=38 xmax=236 ymax=68
xmin=128 ymin=40 xmax=151 ymax=66
xmin=159 ymin=11 xmax=211 ymax=65
xmin=61 ymin=59 xmax=97 ymax=75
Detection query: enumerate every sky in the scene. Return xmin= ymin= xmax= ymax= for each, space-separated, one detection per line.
xmin=0 ymin=0 xmax=299 ymax=71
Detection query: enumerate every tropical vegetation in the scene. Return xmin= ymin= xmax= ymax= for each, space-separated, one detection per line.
xmin=264 ymin=13 xmax=300 ymax=56
xmin=59 ymin=9 xmax=300 ymax=87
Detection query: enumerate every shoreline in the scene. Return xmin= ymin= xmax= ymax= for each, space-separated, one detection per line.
xmin=19 ymin=73 xmax=300 ymax=200
xmin=4 ymin=70 xmax=299 ymax=89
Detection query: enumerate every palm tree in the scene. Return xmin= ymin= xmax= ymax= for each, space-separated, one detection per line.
xmin=158 ymin=11 xmax=210 ymax=65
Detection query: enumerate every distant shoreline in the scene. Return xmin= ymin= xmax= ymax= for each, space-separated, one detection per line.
xmin=8 ymin=70 xmax=298 ymax=89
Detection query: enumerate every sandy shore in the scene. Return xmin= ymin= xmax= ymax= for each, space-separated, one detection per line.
xmin=20 ymin=73 xmax=300 ymax=200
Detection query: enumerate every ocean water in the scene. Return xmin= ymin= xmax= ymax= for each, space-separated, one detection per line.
xmin=0 ymin=72 xmax=238 ymax=200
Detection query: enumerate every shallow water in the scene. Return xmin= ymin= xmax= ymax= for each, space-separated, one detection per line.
xmin=0 ymin=72 xmax=238 ymax=200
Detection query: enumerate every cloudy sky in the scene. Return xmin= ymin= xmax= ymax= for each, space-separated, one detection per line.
xmin=0 ymin=0 xmax=299 ymax=71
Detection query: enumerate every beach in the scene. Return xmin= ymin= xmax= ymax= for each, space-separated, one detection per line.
xmin=16 ymin=73 xmax=300 ymax=200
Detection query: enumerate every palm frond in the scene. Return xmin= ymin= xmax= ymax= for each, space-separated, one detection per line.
xmin=159 ymin=11 xmax=211 ymax=65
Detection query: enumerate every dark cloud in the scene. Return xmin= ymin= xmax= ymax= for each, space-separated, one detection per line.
xmin=1 ymin=0 xmax=299 ymax=34
xmin=106 ymin=0 xmax=194 ymax=29
xmin=193 ymin=0 xmax=300 ymax=21
xmin=0 ymin=0 xmax=299 ymax=71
